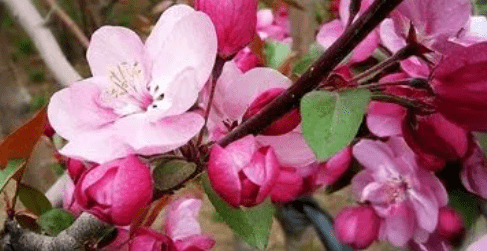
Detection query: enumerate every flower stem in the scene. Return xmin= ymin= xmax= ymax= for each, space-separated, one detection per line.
xmin=218 ymin=0 xmax=406 ymax=147
xmin=196 ymin=56 xmax=225 ymax=146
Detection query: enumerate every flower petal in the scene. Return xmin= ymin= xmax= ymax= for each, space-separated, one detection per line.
xmin=48 ymin=77 xmax=118 ymax=141
xmin=256 ymin=131 xmax=316 ymax=167
xmin=150 ymin=10 xmax=217 ymax=90
xmin=208 ymin=144 xmax=242 ymax=207
xmin=87 ymin=26 xmax=150 ymax=81
xmin=367 ymin=101 xmax=406 ymax=137
xmin=223 ymin=68 xmax=291 ymax=120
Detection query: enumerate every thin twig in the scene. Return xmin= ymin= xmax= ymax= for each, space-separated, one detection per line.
xmin=43 ymin=0 xmax=90 ymax=48
xmin=218 ymin=0 xmax=406 ymax=147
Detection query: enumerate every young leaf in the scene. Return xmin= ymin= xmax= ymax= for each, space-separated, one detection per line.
xmin=152 ymin=159 xmax=196 ymax=191
xmin=0 ymin=159 xmax=26 ymax=193
xmin=266 ymin=41 xmax=292 ymax=69
xmin=18 ymin=183 xmax=52 ymax=216
xmin=0 ymin=107 xmax=47 ymax=166
xmin=202 ymin=174 xmax=274 ymax=250
xmin=37 ymin=209 xmax=75 ymax=236
xmin=301 ymin=89 xmax=371 ymax=160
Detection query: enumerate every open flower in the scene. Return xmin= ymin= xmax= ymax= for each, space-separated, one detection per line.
xmin=48 ymin=5 xmax=217 ymax=163
xmin=352 ymin=137 xmax=448 ymax=247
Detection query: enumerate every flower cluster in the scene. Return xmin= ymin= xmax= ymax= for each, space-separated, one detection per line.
xmin=43 ymin=0 xmax=487 ymax=250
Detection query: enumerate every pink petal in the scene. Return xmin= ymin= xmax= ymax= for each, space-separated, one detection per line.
xmin=467 ymin=235 xmax=487 ymax=251
xmin=223 ymin=68 xmax=291 ymax=120
xmin=270 ymin=166 xmax=304 ymax=203
xmin=111 ymin=156 xmax=152 ymax=226
xmin=174 ymin=234 xmax=216 ymax=251
xmin=147 ymin=68 xmax=200 ymax=119
xmin=256 ymin=132 xmax=316 ymax=167
xmin=208 ymin=144 xmax=242 ymax=207
xmin=117 ymin=112 xmax=204 ymax=156
xmin=87 ymin=26 xmax=150 ymax=81
xmin=384 ymin=201 xmax=415 ymax=247
xmin=316 ymin=20 xmax=343 ymax=49
xmin=380 ymin=18 xmax=406 ymax=54
xmin=145 ymin=5 xmax=195 ymax=59
xmin=461 ymin=145 xmax=487 ymax=199
xmin=150 ymin=10 xmax=217 ymax=90
xmin=367 ymin=101 xmax=406 ymax=137
xmin=408 ymin=187 xmax=439 ymax=233
xmin=225 ymin=135 xmax=257 ymax=170
xmin=165 ymin=197 xmax=203 ymax=240
xmin=47 ymin=77 xmax=118 ymax=141
xmin=353 ymin=140 xmax=401 ymax=179
xmin=351 ymin=170 xmax=375 ymax=201
xmin=255 ymin=147 xmax=280 ymax=203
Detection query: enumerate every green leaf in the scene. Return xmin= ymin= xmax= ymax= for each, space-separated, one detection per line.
xmin=152 ymin=159 xmax=197 ymax=191
xmin=37 ymin=209 xmax=75 ymax=236
xmin=202 ymin=174 xmax=274 ymax=250
xmin=449 ymin=188 xmax=479 ymax=229
xmin=293 ymin=43 xmax=325 ymax=75
xmin=266 ymin=41 xmax=292 ymax=69
xmin=18 ymin=183 xmax=52 ymax=216
xmin=301 ymin=89 xmax=371 ymax=160
xmin=0 ymin=159 xmax=26 ymax=193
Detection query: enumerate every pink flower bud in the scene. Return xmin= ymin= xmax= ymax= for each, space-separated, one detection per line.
xmin=233 ymin=47 xmax=263 ymax=72
xmin=66 ymin=158 xmax=88 ymax=183
xmin=195 ymin=0 xmax=258 ymax=59
xmin=43 ymin=120 xmax=56 ymax=138
xmin=242 ymin=88 xmax=301 ymax=136
xmin=437 ymin=207 xmax=465 ymax=244
xmin=74 ymin=155 xmax=153 ymax=226
xmin=208 ymin=135 xmax=280 ymax=207
xmin=433 ymin=42 xmax=487 ymax=131
xmin=334 ymin=205 xmax=381 ymax=249
xmin=313 ymin=146 xmax=352 ymax=186
xmin=403 ymin=113 xmax=468 ymax=161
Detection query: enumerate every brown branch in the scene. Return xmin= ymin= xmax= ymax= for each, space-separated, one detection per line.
xmin=218 ymin=0 xmax=405 ymax=147
xmin=43 ymin=0 xmax=90 ymax=49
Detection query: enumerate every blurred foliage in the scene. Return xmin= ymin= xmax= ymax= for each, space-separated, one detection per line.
xmin=476 ymin=0 xmax=487 ymax=15
xmin=29 ymin=69 xmax=46 ymax=83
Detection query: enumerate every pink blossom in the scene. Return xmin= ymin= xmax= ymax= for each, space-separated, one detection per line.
xmin=352 ymin=137 xmax=448 ymax=247
xmin=207 ymin=62 xmax=316 ymax=167
xmin=63 ymin=177 xmax=83 ymax=217
xmin=317 ymin=0 xmax=379 ymax=62
xmin=409 ymin=233 xmax=451 ymax=251
xmin=208 ymin=135 xmax=280 ymax=207
xmin=195 ymin=0 xmax=257 ymax=59
xmin=436 ymin=207 xmax=465 ymax=244
xmin=270 ymin=146 xmax=352 ymax=203
xmin=461 ymin=142 xmax=487 ymax=199
xmin=402 ymin=113 xmax=468 ymax=161
xmin=432 ymin=42 xmax=487 ymax=131
xmin=233 ymin=47 xmax=263 ymax=73
xmin=48 ymin=5 xmax=217 ymax=163
xmin=102 ymin=197 xmax=214 ymax=251
xmin=256 ymin=7 xmax=291 ymax=42
xmin=334 ymin=205 xmax=381 ymax=249
xmin=74 ymin=155 xmax=153 ymax=226
xmin=242 ymin=88 xmax=301 ymax=136
xmin=380 ymin=0 xmax=472 ymax=76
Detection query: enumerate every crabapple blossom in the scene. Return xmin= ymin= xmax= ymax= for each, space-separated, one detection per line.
xmin=48 ymin=4 xmax=217 ymax=163
xmin=208 ymin=135 xmax=280 ymax=207
xmin=102 ymin=196 xmax=214 ymax=251
xmin=352 ymin=137 xmax=448 ymax=247
xmin=206 ymin=61 xmax=315 ymax=167
xmin=380 ymin=0 xmax=472 ymax=76
xmin=195 ymin=0 xmax=257 ymax=59
xmin=233 ymin=47 xmax=263 ymax=73
xmin=333 ymin=205 xmax=381 ymax=249
xmin=256 ymin=7 xmax=291 ymax=43
xmin=317 ymin=0 xmax=379 ymax=62
xmin=270 ymin=146 xmax=352 ymax=203
xmin=73 ymin=155 xmax=153 ymax=226
xmin=432 ymin=42 xmax=487 ymax=131
xmin=437 ymin=207 xmax=465 ymax=244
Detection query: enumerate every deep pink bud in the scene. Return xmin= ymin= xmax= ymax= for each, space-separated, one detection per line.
xmin=243 ymin=88 xmax=301 ymax=136
xmin=437 ymin=207 xmax=465 ymax=244
xmin=74 ymin=155 xmax=153 ymax=226
xmin=314 ymin=146 xmax=352 ymax=186
xmin=195 ymin=0 xmax=258 ymax=59
xmin=43 ymin=120 xmax=56 ymax=138
xmin=334 ymin=205 xmax=380 ymax=249
xmin=234 ymin=47 xmax=263 ymax=72
xmin=66 ymin=158 xmax=88 ymax=183
xmin=433 ymin=42 xmax=487 ymax=131
xmin=270 ymin=166 xmax=305 ymax=203
xmin=403 ymin=113 xmax=468 ymax=161
xmin=208 ymin=135 xmax=280 ymax=207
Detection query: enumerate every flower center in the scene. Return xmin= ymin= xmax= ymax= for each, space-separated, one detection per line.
xmin=385 ymin=176 xmax=410 ymax=204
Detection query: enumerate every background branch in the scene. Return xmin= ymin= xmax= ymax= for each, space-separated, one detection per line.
xmin=0 ymin=0 xmax=81 ymax=87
